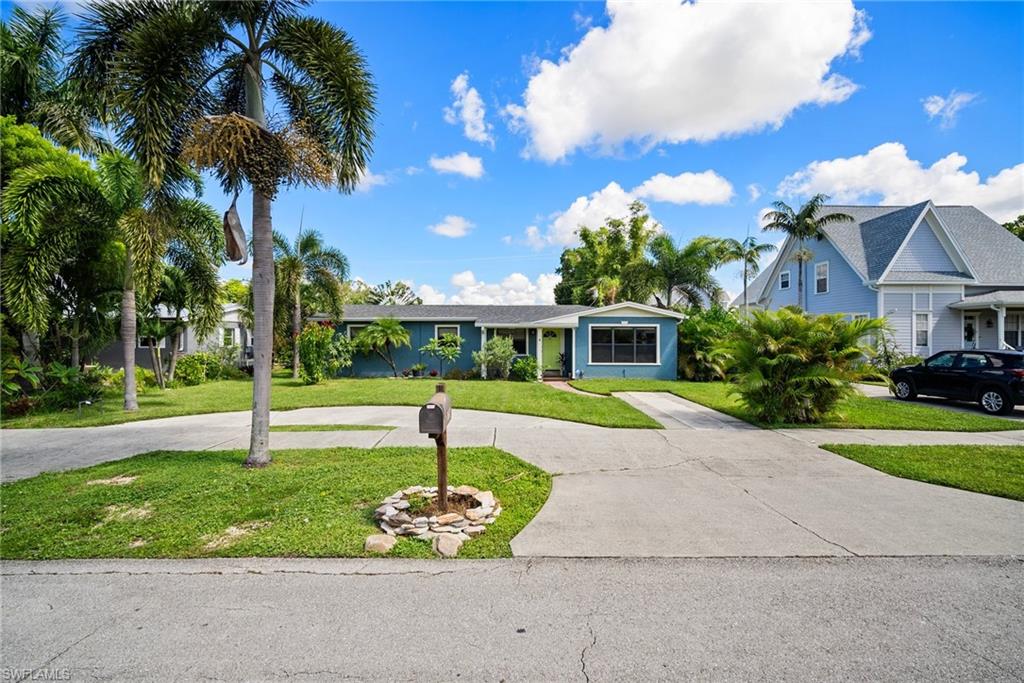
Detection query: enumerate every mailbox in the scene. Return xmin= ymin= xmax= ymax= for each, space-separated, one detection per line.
xmin=418 ymin=391 xmax=452 ymax=437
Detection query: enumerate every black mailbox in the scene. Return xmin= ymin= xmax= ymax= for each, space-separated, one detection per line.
xmin=418 ymin=391 xmax=452 ymax=437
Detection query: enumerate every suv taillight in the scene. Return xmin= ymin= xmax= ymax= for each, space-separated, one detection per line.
xmin=1011 ymin=369 xmax=1024 ymax=379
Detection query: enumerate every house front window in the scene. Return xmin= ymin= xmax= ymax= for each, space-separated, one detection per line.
xmin=589 ymin=326 xmax=658 ymax=364
xmin=814 ymin=262 xmax=829 ymax=294
xmin=494 ymin=328 xmax=527 ymax=354
xmin=347 ymin=324 xmax=367 ymax=339
xmin=779 ymin=271 xmax=790 ymax=290
xmin=915 ymin=313 xmax=930 ymax=347
xmin=434 ymin=324 xmax=460 ymax=339
xmin=1006 ymin=314 xmax=1021 ymax=349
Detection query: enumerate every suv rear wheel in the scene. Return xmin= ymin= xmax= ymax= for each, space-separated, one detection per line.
xmin=893 ymin=379 xmax=916 ymax=401
xmin=979 ymin=387 xmax=1012 ymax=415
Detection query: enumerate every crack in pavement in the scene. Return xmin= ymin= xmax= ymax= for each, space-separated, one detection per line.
xmin=580 ymin=622 xmax=597 ymax=682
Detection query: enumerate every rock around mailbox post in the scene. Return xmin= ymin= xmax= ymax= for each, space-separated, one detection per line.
xmin=419 ymin=383 xmax=452 ymax=511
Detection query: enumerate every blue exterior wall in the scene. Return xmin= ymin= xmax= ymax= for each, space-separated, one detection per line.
xmin=891 ymin=218 xmax=958 ymax=272
xmin=341 ymin=320 xmax=479 ymax=376
xmin=573 ymin=315 xmax=678 ymax=380
xmin=802 ymin=237 xmax=876 ymax=316
xmin=765 ymin=263 xmax=799 ymax=308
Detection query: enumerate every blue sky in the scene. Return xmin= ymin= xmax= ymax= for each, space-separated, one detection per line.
xmin=16 ymin=1 xmax=1024 ymax=303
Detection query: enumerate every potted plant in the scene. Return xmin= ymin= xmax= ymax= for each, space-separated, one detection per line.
xmin=411 ymin=362 xmax=426 ymax=378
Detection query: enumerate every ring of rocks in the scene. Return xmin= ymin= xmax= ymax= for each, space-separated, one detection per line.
xmin=364 ymin=485 xmax=501 ymax=557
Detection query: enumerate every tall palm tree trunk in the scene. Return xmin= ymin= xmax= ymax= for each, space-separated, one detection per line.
xmin=742 ymin=261 xmax=749 ymax=317
xmin=121 ymin=250 xmax=139 ymax=411
xmin=244 ymin=53 xmax=274 ymax=468
xmin=796 ymin=238 xmax=805 ymax=310
xmin=71 ymin=318 xmax=81 ymax=370
xmin=291 ymin=287 xmax=301 ymax=380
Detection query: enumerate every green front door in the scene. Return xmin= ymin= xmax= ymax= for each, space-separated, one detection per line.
xmin=541 ymin=329 xmax=562 ymax=374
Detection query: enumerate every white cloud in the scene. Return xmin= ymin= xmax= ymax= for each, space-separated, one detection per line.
xmin=633 ymin=170 xmax=734 ymax=205
xmin=415 ymin=271 xmax=560 ymax=305
xmin=506 ymin=0 xmax=870 ymax=162
xmin=427 ymin=215 xmax=474 ymax=238
xmin=572 ymin=10 xmax=593 ymax=31
xmin=443 ymin=72 xmax=494 ymax=147
xmin=778 ymin=142 xmax=1024 ymax=223
xmin=518 ymin=169 xmax=733 ymax=248
xmin=747 ymin=184 xmax=763 ymax=202
xmin=428 ymin=152 xmax=485 ymax=179
xmin=354 ymin=168 xmax=388 ymax=193
xmin=415 ymin=284 xmax=447 ymax=305
xmin=923 ymin=90 xmax=979 ymax=129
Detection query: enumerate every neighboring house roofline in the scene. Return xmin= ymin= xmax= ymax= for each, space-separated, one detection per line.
xmin=530 ymin=301 xmax=687 ymax=326
xmin=875 ymin=201 xmax=977 ymax=284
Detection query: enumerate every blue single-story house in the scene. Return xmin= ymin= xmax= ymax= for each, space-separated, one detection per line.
xmin=334 ymin=302 xmax=685 ymax=379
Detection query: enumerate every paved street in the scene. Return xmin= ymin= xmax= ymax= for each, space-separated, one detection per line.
xmin=2 ymin=556 xmax=1022 ymax=681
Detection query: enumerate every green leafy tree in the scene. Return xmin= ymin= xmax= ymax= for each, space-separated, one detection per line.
xmin=1004 ymin=215 xmax=1024 ymax=240
xmin=274 ymin=228 xmax=349 ymax=379
xmin=472 ymin=335 xmax=517 ymax=380
xmin=365 ymin=280 xmax=422 ymax=305
xmin=0 ymin=7 xmax=104 ymax=153
xmin=354 ymin=318 xmax=410 ymax=377
xmin=220 ymin=278 xmax=249 ymax=305
xmin=642 ymin=234 xmax=728 ymax=309
xmin=2 ymin=151 xmax=222 ymax=410
xmin=762 ymin=195 xmax=853 ymax=309
xmin=677 ymin=306 xmax=741 ymax=381
xmin=716 ymin=307 xmax=886 ymax=424
xmin=717 ymin=236 xmax=777 ymax=315
xmin=71 ymin=2 xmax=376 ymax=467
xmin=554 ymin=201 xmax=657 ymax=305
xmin=297 ymin=321 xmax=351 ymax=384
xmin=419 ymin=333 xmax=463 ymax=376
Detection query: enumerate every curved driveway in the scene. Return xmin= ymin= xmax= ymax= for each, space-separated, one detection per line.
xmin=2 ymin=395 xmax=1022 ymax=557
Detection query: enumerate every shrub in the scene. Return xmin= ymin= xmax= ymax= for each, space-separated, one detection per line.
xmin=298 ymin=322 xmax=352 ymax=384
xmin=472 ymin=335 xmax=516 ymax=379
xmin=39 ymin=363 xmax=106 ymax=410
xmin=419 ymin=333 xmax=463 ymax=376
xmin=716 ymin=307 xmax=886 ymax=424
xmin=108 ymin=367 xmax=159 ymax=392
xmin=677 ymin=306 xmax=740 ymax=381
xmin=510 ymin=356 xmax=538 ymax=382
xmin=869 ymin=330 xmax=922 ymax=375
xmin=174 ymin=354 xmax=210 ymax=386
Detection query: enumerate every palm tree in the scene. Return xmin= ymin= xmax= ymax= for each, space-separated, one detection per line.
xmin=354 ymin=318 xmax=410 ymax=377
xmin=718 ymin=236 xmax=777 ymax=316
xmin=365 ymin=280 xmax=422 ymax=305
xmin=156 ymin=260 xmax=223 ymax=383
xmin=2 ymin=151 xmax=222 ymax=410
xmin=72 ymin=2 xmax=376 ymax=467
xmin=762 ymin=194 xmax=853 ymax=309
xmin=645 ymin=235 xmax=725 ymax=309
xmin=0 ymin=6 xmax=105 ymax=153
xmin=274 ymin=228 xmax=349 ymax=379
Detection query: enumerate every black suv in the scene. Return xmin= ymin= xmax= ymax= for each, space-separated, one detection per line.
xmin=890 ymin=350 xmax=1024 ymax=415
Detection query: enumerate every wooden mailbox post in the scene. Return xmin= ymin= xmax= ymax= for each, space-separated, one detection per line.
xmin=418 ymin=383 xmax=452 ymax=512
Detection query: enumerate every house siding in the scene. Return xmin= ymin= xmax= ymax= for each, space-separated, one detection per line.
xmin=878 ymin=285 xmax=963 ymax=356
xmin=891 ymin=218 xmax=959 ymax=272
xmin=802 ymin=237 xmax=875 ymax=316
xmin=765 ymin=265 xmax=799 ymax=308
xmin=343 ymin=320 xmax=478 ymax=377
xmin=574 ymin=316 xmax=677 ymax=380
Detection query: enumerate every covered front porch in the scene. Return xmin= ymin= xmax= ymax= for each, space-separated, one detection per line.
xmin=950 ymin=291 xmax=1024 ymax=351
xmin=477 ymin=324 xmax=575 ymax=379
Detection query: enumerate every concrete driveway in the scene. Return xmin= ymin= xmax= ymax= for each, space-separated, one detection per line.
xmin=3 ymin=396 xmax=1022 ymax=558
xmin=856 ymin=382 xmax=1024 ymax=420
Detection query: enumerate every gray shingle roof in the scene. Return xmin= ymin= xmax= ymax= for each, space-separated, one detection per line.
xmin=734 ymin=203 xmax=1024 ymax=307
xmin=338 ymin=304 xmax=592 ymax=325
xmin=949 ymin=289 xmax=1024 ymax=309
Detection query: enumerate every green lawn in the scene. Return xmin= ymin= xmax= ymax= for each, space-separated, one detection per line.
xmin=570 ymin=379 xmax=1020 ymax=432
xmin=821 ymin=444 xmax=1024 ymax=501
xmin=269 ymin=424 xmax=395 ymax=432
xmin=2 ymin=376 xmax=659 ymax=430
xmin=0 ymin=446 xmax=551 ymax=559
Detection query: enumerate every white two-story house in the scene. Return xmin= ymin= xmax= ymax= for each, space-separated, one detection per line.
xmin=733 ymin=201 xmax=1024 ymax=355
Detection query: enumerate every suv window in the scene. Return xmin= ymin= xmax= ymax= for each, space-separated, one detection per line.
xmin=926 ymin=353 xmax=956 ymax=368
xmin=990 ymin=354 xmax=1024 ymax=369
xmin=957 ymin=353 xmax=989 ymax=369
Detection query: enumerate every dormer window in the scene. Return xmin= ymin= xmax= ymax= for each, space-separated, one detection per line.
xmin=779 ymin=271 xmax=790 ymax=290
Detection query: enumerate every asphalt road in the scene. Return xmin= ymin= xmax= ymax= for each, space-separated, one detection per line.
xmin=2 ymin=556 xmax=1022 ymax=681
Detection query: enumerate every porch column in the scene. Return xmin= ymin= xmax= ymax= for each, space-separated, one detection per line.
xmin=535 ymin=327 xmax=543 ymax=380
xmin=996 ymin=307 xmax=1006 ymax=349
xmin=480 ymin=326 xmax=487 ymax=379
